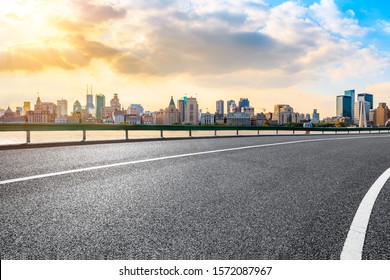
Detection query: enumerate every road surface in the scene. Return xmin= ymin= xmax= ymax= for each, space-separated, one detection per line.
xmin=1 ymin=134 xmax=389 ymax=259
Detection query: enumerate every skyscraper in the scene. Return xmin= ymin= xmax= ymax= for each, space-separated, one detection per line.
xmin=177 ymin=96 xmax=187 ymax=123
xmin=23 ymin=102 xmax=30 ymax=114
xmin=57 ymin=99 xmax=68 ymax=116
xmin=95 ymin=94 xmax=105 ymax=120
xmin=312 ymin=109 xmax=320 ymax=124
xmin=344 ymin=89 xmax=355 ymax=122
xmin=86 ymin=85 xmax=95 ymax=114
xmin=238 ymin=98 xmax=249 ymax=112
xmin=227 ymin=100 xmax=235 ymax=114
xmin=272 ymin=104 xmax=294 ymax=124
xmin=357 ymin=93 xmax=374 ymax=110
xmin=216 ymin=100 xmax=224 ymax=115
xmin=73 ymin=100 xmax=82 ymax=113
xmin=336 ymin=95 xmax=352 ymax=120
xmin=185 ymin=97 xmax=199 ymax=125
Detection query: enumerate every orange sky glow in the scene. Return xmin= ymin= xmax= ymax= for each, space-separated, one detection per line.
xmin=1 ymin=0 xmax=389 ymax=117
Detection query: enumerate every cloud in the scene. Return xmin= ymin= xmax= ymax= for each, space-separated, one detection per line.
xmin=378 ymin=20 xmax=390 ymax=33
xmin=71 ymin=0 xmax=127 ymax=23
xmin=0 ymin=0 xmax=388 ymax=86
xmin=0 ymin=35 xmax=120 ymax=72
xmin=309 ymin=0 xmax=368 ymax=38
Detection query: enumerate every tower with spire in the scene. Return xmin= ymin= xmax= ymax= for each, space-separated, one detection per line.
xmin=163 ymin=96 xmax=180 ymax=124
xmin=86 ymin=84 xmax=95 ymax=115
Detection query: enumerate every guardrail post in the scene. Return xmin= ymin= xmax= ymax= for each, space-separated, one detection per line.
xmin=369 ymin=130 xmax=371 ymax=134
xmin=214 ymin=130 xmax=217 ymax=136
xmin=335 ymin=130 xmax=337 ymax=134
xmin=26 ymin=131 xmax=31 ymax=144
xmin=189 ymin=130 xmax=192 ymax=137
xmin=82 ymin=130 xmax=86 ymax=141
xmin=257 ymin=130 xmax=259 ymax=135
xmin=348 ymin=130 xmax=350 ymax=134
xmin=276 ymin=130 xmax=278 ymax=135
xmin=125 ymin=130 xmax=129 ymax=140
xmin=160 ymin=130 xmax=163 ymax=138
xmin=293 ymin=130 xmax=295 ymax=135
xmin=236 ymin=130 xmax=239 ymax=136
xmin=322 ymin=131 xmax=324 ymax=135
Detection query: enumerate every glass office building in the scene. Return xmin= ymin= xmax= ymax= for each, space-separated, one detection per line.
xmin=238 ymin=98 xmax=250 ymax=111
xmin=336 ymin=95 xmax=352 ymax=119
xmin=344 ymin=89 xmax=355 ymax=122
xmin=95 ymin=94 xmax=105 ymax=120
xmin=357 ymin=93 xmax=373 ymax=110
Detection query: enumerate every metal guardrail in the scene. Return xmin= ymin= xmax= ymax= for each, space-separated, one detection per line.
xmin=0 ymin=123 xmax=389 ymax=143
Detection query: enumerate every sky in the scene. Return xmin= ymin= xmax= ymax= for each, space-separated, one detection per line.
xmin=0 ymin=0 xmax=389 ymax=117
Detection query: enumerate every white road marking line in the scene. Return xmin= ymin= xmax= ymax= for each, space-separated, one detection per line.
xmin=340 ymin=167 xmax=390 ymax=260
xmin=0 ymin=135 xmax=389 ymax=186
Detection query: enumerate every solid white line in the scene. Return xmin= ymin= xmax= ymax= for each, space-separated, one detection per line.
xmin=340 ymin=167 xmax=390 ymax=260
xmin=0 ymin=135 xmax=389 ymax=186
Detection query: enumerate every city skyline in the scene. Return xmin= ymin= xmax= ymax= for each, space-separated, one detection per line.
xmin=1 ymin=0 xmax=390 ymax=117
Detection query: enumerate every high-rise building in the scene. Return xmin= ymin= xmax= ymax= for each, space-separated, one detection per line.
xmin=336 ymin=95 xmax=352 ymax=120
xmin=95 ymin=94 xmax=105 ymax=120
xmin=185 ymin=97 xmax=199 ymax=125
xmin=357 ymin=93 xmax=374 ymax=110
xmin=354 ymin=101 xmax=370 ymax=127
xmin=238 ymin=98 xmax=249 ymax=111
xmin=57 ymin=99 xmax=68 ymax=116
xmin=85 ymin=85 xmax=95 ymax=114
xmin=86 ymin=94 xmax=94 ymax=112
xmin=177 ymin=96 xmax=187 ymax=123
xmin=312 ymin=109 xmax=320 ymax=124
xmin=344 ymin=89 xmax=355 ymax=122
xmin=23 ymin=102 xmax=30 ymax=114
xmin=227 ymin=100 xmax=235 ymax=114
xmin=273 ymin=104 xmax=293 ymax=124
xmin=375 ymin=103 xmax=389 ymax=126
xmin=216 ymin=100 xmax=224 ymax=115
xmin=73 ymin=100 xmax=82 ymax=113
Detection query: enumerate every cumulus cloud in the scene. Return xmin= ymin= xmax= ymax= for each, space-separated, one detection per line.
xmin=309 ymin=0 xmax=368 ymax=37
xmin=0 ymin=0 xmax=388 ymax=84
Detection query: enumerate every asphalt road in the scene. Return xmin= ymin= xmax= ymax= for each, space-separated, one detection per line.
xmin=1 ymin=134 xmax=389 ymax=260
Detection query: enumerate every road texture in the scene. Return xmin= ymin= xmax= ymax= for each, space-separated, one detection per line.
xmin=1 ymin=134 xmax=389 ymax=259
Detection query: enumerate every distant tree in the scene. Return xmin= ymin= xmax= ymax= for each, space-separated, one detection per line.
xmin=283 ymin=122 xmax=303 ymax=127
